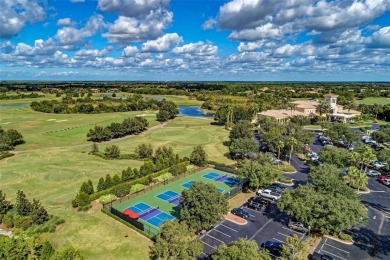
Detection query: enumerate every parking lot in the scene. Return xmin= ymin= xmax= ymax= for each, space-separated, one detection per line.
xmin=198 ymin=202 xmax=307 ymax=258
xmin=314 ymin=177 xmax=390 ymax=260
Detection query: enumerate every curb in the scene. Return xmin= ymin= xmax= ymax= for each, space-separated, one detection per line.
xmin=324 ymin=234 xmax=354 ymax=245
xmin=356 ymin=188 xmax=370 ymax=194
xmin=224 ymin=213 xmax=248 ymax=225
xmin=275 ymin=180 xmax=295 ymax=186
xmin=282 ymin=171 xmax=298 ymax=174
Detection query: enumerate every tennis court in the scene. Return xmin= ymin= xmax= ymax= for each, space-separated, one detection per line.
xmin=127 ymin=202 xmax=175 ymax=227
xmin=203 ymin=172 xmax=241 ymax=186
xmin=113 ymin=168 xmax=243 ymax=233
xmin=156 ymin=190 xmax=181 ymax=206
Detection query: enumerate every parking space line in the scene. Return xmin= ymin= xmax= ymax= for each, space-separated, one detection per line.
xmin=281 ymin=226 xmax=305 ymax=236
xmin=242 ymin=206 xmax=262 ymax=213
xmin=220 ymin=223 xmax=238 ymax=232
xmin=320 ymin=249 xmax=347 ymax=260
xmin=202 ymin=241 xmax=215 ymax=249
xmin=212 ymin=229 xmax=231 ymax=237
xmin=277 ymin=232 xmax=290 ymax=237
xmin=324 ymin=243 xmax=350 ymax=254
xmin=201 ymin=252 xmax=208 ymax=256
xmin=250 ymin=219 xmax=273 ymax=239
xmin=370 ymin=190 xmax=385 ymax=193
xmin=272 ymin=238 xmax=284 ymax=243
xmin=206 ymin=234 xmax=225 ymax=244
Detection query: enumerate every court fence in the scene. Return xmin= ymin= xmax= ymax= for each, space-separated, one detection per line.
xmin=105 ymin=207 xmax=159 ymax=239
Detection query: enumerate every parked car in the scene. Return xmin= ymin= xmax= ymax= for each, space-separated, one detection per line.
xmin=246 ymin=200 xmax=263 ymax=211
xmin=257 ymin=189 xmax=281 ymax=201
xmin=268 ymin=183 xmax=286 ymax=193
xmin=260 ymin=241 xmax=283 ymax=256
xmin=377 ymin=176 xmax=390 ymax=184
xmin=313 ymin=159 xmax=323 ymax=166
xmin=231 ymin=208 xmax=249 ymax=219
xmin=373 ymin=162 xmax=388 ymax=169
xmin=248 ymin=196 xmax=271 ymax=207
xmin=384 ymin=179 xmax=390 ymax=186
xmin=288 ymin=221 xmax=308 ymax=233
xmin=367 ymin=170 xmax=381 ymax=177
xmin=312 ymin=252 xmax=335 ymax=260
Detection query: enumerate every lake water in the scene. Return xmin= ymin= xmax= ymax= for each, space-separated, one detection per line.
xmin=0 ymin=104 xmax=28 ymax=109
xmin=178 ymin=106 xmax=214 ymax=118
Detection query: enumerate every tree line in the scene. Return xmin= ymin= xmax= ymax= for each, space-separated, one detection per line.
xmin=0 ymin=92 xmax=44 ymax=100
xmin=87 ymin=116 xmax=148 ymax=142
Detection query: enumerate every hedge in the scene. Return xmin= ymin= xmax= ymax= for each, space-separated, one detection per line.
xmin=338 ymin=233 xmax=352 ymax=241
xmin=101 ymin=208 xmax=155 ymax=240
xmin=89 ymin=161 xmax=189 ymax=201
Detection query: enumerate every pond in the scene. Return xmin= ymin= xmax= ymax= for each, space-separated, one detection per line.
xmin=0 ymin=104 xmax=28 ymax=109
xmin=178 ymin=106 xmax=214 ymax=118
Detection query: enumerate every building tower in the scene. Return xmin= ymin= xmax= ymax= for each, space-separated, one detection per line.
xmin=324 ymin=93 xmax=338 ymax=113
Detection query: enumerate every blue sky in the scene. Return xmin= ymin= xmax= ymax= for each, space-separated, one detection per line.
xmin=0 ymin=0 xmax=390 ymax=81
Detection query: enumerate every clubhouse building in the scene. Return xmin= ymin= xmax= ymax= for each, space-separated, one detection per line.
xmin=256 ymin=93 xmax=361 ymax=124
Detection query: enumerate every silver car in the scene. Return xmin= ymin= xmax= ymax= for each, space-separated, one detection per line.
xmin=367 ymin=170 xmax=381 ymax=177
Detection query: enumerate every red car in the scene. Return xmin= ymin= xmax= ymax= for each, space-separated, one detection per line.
xmin=377 ymin=176 xmax=390 ymax=184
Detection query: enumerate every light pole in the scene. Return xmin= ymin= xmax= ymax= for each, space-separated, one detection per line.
xmin=308 ymin=226 xmax=311 ymax=237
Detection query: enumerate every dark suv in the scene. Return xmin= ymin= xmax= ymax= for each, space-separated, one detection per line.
xmin=260 ymin=241 xmax=283 ymax=256
xmin=288 ymin=221 xmax=308 ymax=234
xmin=246 ymin=200 xmax=262 ymax=211
xmin=231 ymin=208 xmax=250 ymax=219
xmin=249 ymin=196 xmax=271 ymax=207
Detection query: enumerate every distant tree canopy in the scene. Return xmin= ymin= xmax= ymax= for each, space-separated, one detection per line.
xmin=30 ymin=94 xmax=160 ymax=114
xmin=87 ymin=116 xmax=148 ymax=142
xmin=213 ymin=238 xmax=271 ymax=260
xmin=0 ymin=127 xmax=24 ymax=151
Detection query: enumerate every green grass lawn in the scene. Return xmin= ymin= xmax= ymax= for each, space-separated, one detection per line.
xmin=0 ymin=106 xmax=232 ymax=259
xmin=355 ymin=97 xmax=390 ymax=105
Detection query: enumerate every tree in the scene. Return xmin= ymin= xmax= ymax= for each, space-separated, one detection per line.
xmin=40 ymin=240 xmax=55 ymax=259
xmin=276 ymin=140 xmax=285 ymax=163
xmin=287 ymin=137 xmax=297 ymax=165
xmin=135 ymin=143 xmax=153 ymax=159
xmin=355 ymin=171 xmax=368 ymax=192
xmin=6 ymin=129 xmax=24 ymax=146
xmin=180 ymin=182 xmax=228 ymax=231
xmin=30 ymin=199 xmax=49 ymax=225
xmin=213 ymin=238 xmax=271 ymax=260
xmin=318 ymin=146 xmax=350 ymax=168
xmin=229 ymin=138 xmax=258 ymax=155
xmin=112 ymin=174 xmax=121 ymax=185
xmin=79 ymin=181 xmax=94 ymax=195
xmin=105 ymin=174 xmax=114 ymax=189
xmin=157 ymin=100 xmax=179 ymax=122
xmin=111 ymin=183 xmax=130 ymax=197
xmin=316 ymin=101 xmax=332 ymax=117
xmin=281 ymin=234 xmax=307 ymax=260
xmin=345 ymin=166 xmax=359 ymax=188
xmin=357 ymin=145 xmax=376 ymax=172
xmin=229 ymin=120 xmax=253 ymax=140
xmin=140 ymin=161 xmax=156 ymax=176
xmin=149 ymin=221 xmax=203 ymax=260
xmin=349 ymin=152 xmax=362 ymax=168
xmin=87 ymin=179 xmax=94 ymax=194
xmin=0 ymin=190 xmax=12 ymax=215
xmin=121 ymin=167 xmax=134 ymax=182
xmin=97 ymin=177 xmax=106 ymax=191
xmin=104 ymin=145 xmax=120 ymax=159
xmin=15 ymin=190 xmax=32 ymax=216
xmin=51 ymin=246 xmax=84 ymax=260
xmin=75 ymin=192 xmax=90 ymax=208
xmin=91 ymin=143 xmax=99 ymax=154
xmin=239 ymin=160 xmax=277 ymax=190
xmin=190 ymin=145 xmax=207 ymax=166
xmin=372 ymin=103 xmax=383 ymax=119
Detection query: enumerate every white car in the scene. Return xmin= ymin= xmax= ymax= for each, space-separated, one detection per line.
xmin=256 ymin=189 xmax=281 ymax=201
xmin=367 ymin=170 xmax=381 ymax=177
xmin=374 ymin=162 xmax=388 ymax=169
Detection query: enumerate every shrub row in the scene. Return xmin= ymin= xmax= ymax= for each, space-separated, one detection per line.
xmin=89 ymin=161 xmax=189 ymax=201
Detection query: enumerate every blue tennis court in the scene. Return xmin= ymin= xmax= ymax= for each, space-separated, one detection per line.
xmin=156 ymin=190 xmax=181 ymax=206
xmin=181 ymin=180 xmax=196 ymax=189
xmin=217 ymin=188 xmax=224 ymax=193
xmin=127 ymin=202 xmax=175 ymax=227
xmin=203 ymin=172 xmax=220 ymax=180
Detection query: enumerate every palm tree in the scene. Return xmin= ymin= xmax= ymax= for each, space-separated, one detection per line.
xmin=288 ymin=103 xmax=298 ymax=116
xmin=355 ymin=171 xmax=368 ymax=192
xmin=276 ymin=141 xmax=285 ymax=167
xmin=349 ymin=152 xmax=361 ymax=168
xmin=225 ymin=106 xmax=234 ymax=129
xmin=287 ymin=137 xmax=297 ymax=165
xmin=345 ymin=166 xmax=359 ymax=187
xmin=344 ymin=101 xmax=356 ymax=114
xmin=316 ymin=101 xmax=332 ymax=120
xmin=359 ymin=146 xmax=376 ymax=172
xmin=372 ymin=103 xmax=383 ymax=120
